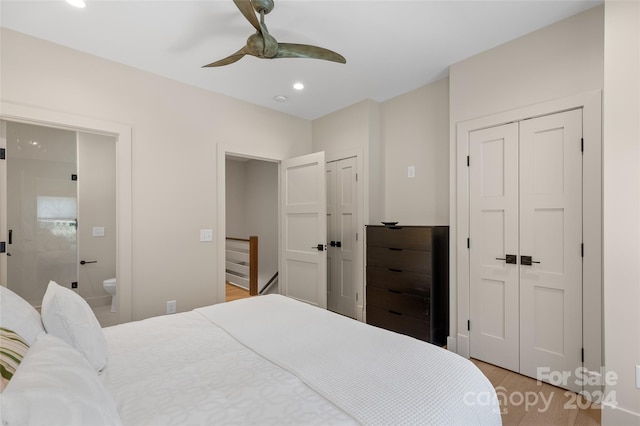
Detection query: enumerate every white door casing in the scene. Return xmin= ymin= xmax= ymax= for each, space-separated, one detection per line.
xmin=468 ymin=109 xmax=583 ymax=393
xmin=469 ymin=122 xmax=520 ymax=372
xmin=280 ymin=151 xmax=327 ymax=308
xmin=518 ymin=109 xmax=583 ymax=393
xmin=326 ymin=157 xmax=357 ymax=318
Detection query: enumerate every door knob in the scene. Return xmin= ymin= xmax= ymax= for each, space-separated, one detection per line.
xmin=496 ymin=254 xmax=517 ymax=264
xmin=311 ymin=244 xmax=325 ymax=252
xmin=520 ymin=255 xmax=541 ymax=266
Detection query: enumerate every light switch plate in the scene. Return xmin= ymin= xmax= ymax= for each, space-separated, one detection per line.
xmin=200 ymin=229 xmax=213 ymax=242
xmin=408 ymin=166 xmax=415 ymax=178
xmin=92 ymin=226 xmax=105 ymax=237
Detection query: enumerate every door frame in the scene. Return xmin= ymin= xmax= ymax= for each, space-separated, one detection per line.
xmin=0 ymin=100 xmax=133 ymax=323
xmin=216 ymin=144 xmax=282 ymax=304
xmin=453 ymin=91 xmax=602 ymax=394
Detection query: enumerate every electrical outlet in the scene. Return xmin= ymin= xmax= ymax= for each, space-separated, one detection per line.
xmin=408 ymin=166 xmax=416 ymax=178
xmin=166 ymin=300 xmax=176 ymax=314
xmin=71 ymin=282 xmax=78 ymax=289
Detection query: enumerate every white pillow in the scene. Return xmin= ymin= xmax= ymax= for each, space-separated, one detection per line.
xmin=41 ymin=281 xmax=108 ymax=372
xmin=1 ymin=333 xmax=122 ymax=426
xmin=0 ymin=286 xmax=45 ymax=345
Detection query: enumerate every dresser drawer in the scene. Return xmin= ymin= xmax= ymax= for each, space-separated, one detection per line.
xmin=366 ymin=266 xmax=431 ymax=295
xmin=367 ymin=247 xmax=431 ymax=274
xmin=367 ymin=226 xmax=432 ymax=250
xmin=366 ymin=305 xmax=430 ymax=341
xmin=366 ymin=286 xmax=430 ymax=320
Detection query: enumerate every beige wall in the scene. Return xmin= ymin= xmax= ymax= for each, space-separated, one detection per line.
xmin=0 ymin=28 xmax=312 ymax=320
xmin=602 ymin=0 xmax=640 ymax=423
xmin=78 ymin=131 xmax=117 ymax=304
xmin=448 ymin=5 xmax=604 ymax=348
xmin=312 ymin=81 xmax=450 ymax=228
xmin=381 ymin=77 xmax=449 ymax=225
xmin=312 ymin=99 xmax=382 ymax=224
xmin=225 ymin=159 xmax=247 ymax=239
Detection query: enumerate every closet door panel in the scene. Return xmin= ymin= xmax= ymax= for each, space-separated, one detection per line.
xmin=519 ymin=109 xmax=583 ymax=393
xmin=469 ymin=122 xmax=520 ymax=372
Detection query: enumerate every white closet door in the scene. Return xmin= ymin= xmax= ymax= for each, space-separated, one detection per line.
xmin=280 ymin=152 xmax=327 ymax=308
xmin=469 ymin=123 xmax=520 ymax=372
xmin=519 ymin=109 xmax=583 ymax=392
xmin=326 ymin=157 xmax=357 ymax=318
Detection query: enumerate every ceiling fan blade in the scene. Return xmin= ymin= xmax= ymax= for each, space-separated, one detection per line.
xmin=276 ymin=43 xmax=346 ymax=64
xmin=233 ymin=0 xmax=261 ymax=32
xmin=203 ymin=48 xmax=247 ymax=67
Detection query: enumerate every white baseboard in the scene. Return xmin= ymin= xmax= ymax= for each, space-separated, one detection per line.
xmin=447 ymin=336 xmax=457 ymax=353
xmin=457 ymin=333 xmax=470 ymax=358
xmin=85 ymin=295 xmax=111 ymax=308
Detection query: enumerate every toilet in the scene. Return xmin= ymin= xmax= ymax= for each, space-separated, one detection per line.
xmin=103 ymin=278 xmax=117 ymax=313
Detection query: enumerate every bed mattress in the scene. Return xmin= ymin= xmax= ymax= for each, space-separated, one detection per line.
xmin=102 ymin=295 xmax=501 ymax=425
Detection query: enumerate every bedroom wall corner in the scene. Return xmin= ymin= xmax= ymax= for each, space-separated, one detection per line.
xmin=602 ymin=0 xmax=640 ymax=423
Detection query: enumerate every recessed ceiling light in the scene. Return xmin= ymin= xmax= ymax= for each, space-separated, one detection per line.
xmin=293 ymin=82 xmax=304 ymax=91
xmin=273 ymin=95 xmax=288 ymax=103
xmin=66 ymin=0 xmax=86 ymax=8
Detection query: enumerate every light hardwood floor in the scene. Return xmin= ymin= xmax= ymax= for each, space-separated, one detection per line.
xmin=472 ymin=359 xmax=601 ymax=426
xmin=225 ymin=282 xmax=252 ymax=302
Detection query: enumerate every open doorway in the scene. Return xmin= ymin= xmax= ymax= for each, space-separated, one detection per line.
xmin=224 ymin=155 xmax=279 ymax=301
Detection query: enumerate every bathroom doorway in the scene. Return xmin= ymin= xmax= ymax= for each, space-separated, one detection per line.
xmin=1 ymin=120 xmax=116 ymax=321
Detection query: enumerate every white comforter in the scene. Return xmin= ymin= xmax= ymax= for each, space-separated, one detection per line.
xmin=103 ymin=295 xmax=501 ymax=425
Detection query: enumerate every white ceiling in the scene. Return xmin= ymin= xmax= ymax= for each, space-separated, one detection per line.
xmin=1 ymin=0 xmax=601 ymax=120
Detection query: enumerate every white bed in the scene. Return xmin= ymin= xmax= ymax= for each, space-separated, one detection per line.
xmin=1 ymin=283 xmax=501 ymax=425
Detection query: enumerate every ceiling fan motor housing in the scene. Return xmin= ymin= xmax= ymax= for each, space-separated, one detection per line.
xmin=252 ymin=0 xmax=274 ymax=15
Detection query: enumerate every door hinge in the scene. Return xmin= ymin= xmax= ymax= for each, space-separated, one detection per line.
xmin=467 ymin=238 xmax=470 ymax=249
xmin=581 ymin=138 xmax=584 ymax=153
xmin=581 ymin=348 xmax=584 ymax=363
xmin=467 ymin=156 xmax=470 ymax=167
xmin=355 ymin=232 xmax=358 ymax=241
xmin=0 ymin=242 xmax=5 ymax=253
xmin=581 ymin=243 xmax=584 ymax=257
xmin=355 ymin=173 xmax=358 ymax=182
xmin=355 ymin=292 xmax=358 ymax=302
xmin=0 ymin=148 xmax=5 ymax=160
xmin=467 ymin=320 xmax=471 ymax=331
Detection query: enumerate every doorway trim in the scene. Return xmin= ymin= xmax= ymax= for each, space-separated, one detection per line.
xmin=453 ymin=90 xmax=602 ymax=392
xmin=0 ymin=100 xmax=133 ymax=323
xmin=216 ymin=143 xmax=284 ymax=304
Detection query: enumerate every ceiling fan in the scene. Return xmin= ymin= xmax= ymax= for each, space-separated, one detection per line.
xmin=203 ymin=0 xmax=346 ymax=67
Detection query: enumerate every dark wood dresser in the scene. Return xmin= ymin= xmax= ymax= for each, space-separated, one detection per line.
xmin=365 ymin=225 xmax=449 ymax=345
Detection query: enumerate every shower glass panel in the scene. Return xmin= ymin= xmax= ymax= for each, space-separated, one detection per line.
xmin=5 ymin=121 xmax=78 ymax=306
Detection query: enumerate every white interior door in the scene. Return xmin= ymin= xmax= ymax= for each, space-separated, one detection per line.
xmin=519 ymin=109 xmax=583 ymax=392
xmin=469 ymin=109 xmax=583 ymax=393
xmin=326 ymin=157 xmax=357 ymax=318
xmin=280 ymin=152 xmax=327 ymax=308
xmin=469 ymin=123 xmax=520 ymax=372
